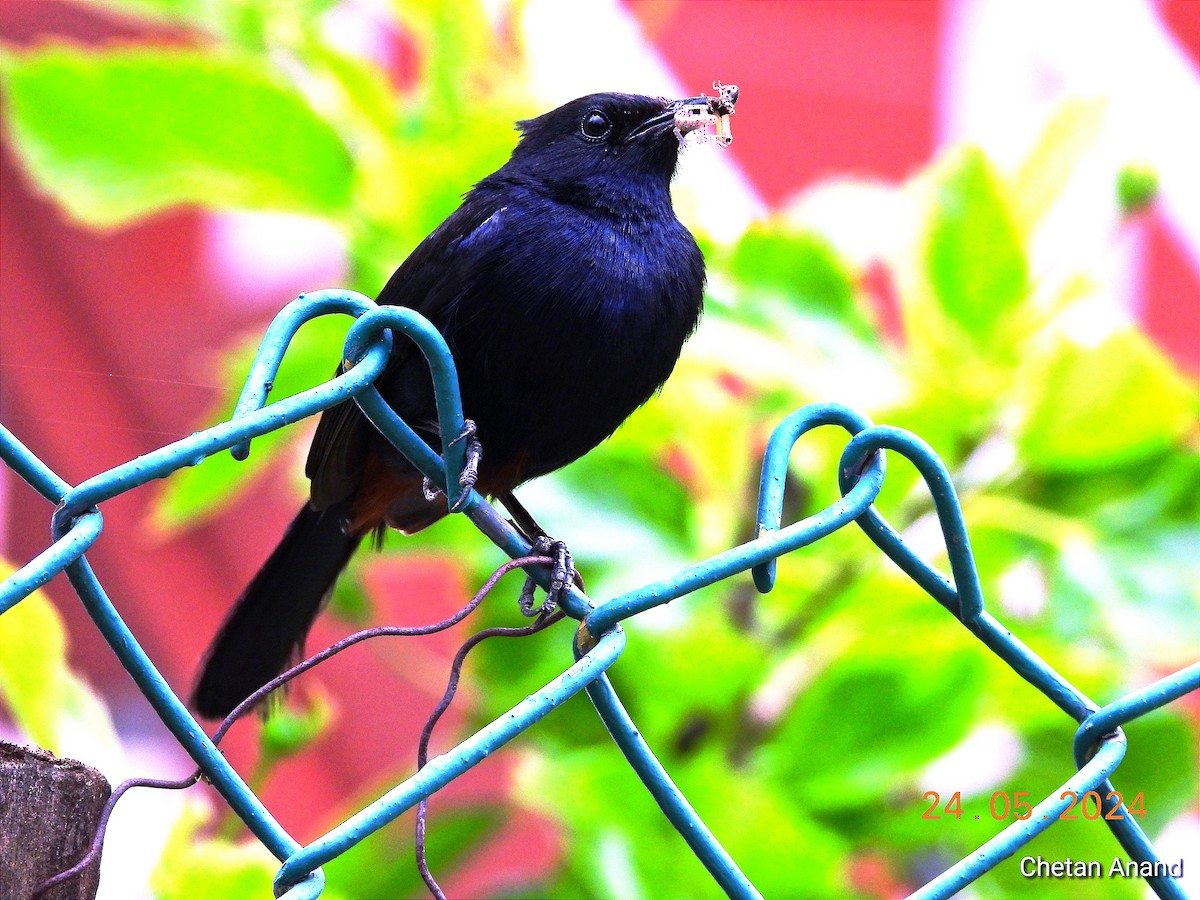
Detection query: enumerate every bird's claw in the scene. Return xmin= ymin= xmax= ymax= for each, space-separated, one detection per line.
xmin=519 ymin=536 xmax=575 ymax=617
xmin=421 ymin=477 xmax=440 ymax=503
xmin=457 ymin=427 xmax=482 ymax=491
xmin=422 ymin=419 xmax=482 ymax=513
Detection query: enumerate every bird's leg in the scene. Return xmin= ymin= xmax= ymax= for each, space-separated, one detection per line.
xmin=496 ymin=489 xmax=547 ymax=544
xmin=517 ymin=535 xmax=574 ymax=616
xmin=498 ymin=490 xmax=579 ymax=616
xmin=422 ymin=419 xmax=481 ymax=512
xmin=451 ymin=419 xmax=483 ymax=492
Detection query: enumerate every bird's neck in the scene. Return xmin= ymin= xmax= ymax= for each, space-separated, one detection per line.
xmin=490 ymin=170 xmax=676 ymax=221
xmin=563 ymin=172 xmax=675 ymax=219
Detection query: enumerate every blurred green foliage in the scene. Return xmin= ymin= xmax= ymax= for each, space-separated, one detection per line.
xmin=0 ymin=560 xmax=119 ymax=755
xmin=1 ymin=2 xmax=1197 ymax=898
xmin=0 ymin=47 xmax=354 ymax=226
xmin=0 ymin=560 xmax=74 ymax=751
xmin=1116 ymin=163 xmax=1159 ymax=217
xmin=152 ymin=804 xmax=277 ymax=900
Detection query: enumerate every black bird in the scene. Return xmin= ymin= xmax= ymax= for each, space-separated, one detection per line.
xmin=192 ymin=89 xmax=735 ymax=718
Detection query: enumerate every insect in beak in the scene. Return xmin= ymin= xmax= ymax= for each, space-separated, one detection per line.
xmin=670 ymin=82 xmax=738 ymax=147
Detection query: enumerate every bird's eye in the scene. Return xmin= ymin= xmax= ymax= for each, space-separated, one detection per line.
xmin=580 ymin=110 xmax=612 ymax=140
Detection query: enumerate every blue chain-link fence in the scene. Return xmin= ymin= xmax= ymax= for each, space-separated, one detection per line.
xmin=1 ymin=290 xmax=1196 ymax=899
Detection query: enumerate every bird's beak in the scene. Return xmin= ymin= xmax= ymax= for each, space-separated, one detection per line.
xmin=630 ymin=83 xmax=738 ymax=147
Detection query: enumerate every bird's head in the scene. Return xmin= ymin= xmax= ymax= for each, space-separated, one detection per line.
xmin=504 ymin=89 xmax=736 ymax=209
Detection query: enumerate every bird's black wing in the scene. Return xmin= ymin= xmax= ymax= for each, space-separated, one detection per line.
xmin=306 ymin=190 xmax=511 ymax=513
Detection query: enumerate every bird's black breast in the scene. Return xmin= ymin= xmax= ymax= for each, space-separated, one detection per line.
xmin=452 ymin=187 xmax=704 ymax=483
xmin=369 ymin=182 xmax=705 ymax=488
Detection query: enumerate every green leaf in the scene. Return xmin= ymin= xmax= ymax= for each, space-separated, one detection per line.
xmin=617 ymin=608 xmax=766 ymax=738
xmin=1116 ymin=163 xmax=1159 ymax=216
xmin=93 ymin=0 xmax=214 ymax=24
xmin=923 ymin=147 xmax=1028 ymax=340
xmin=765 ymin=636 xmax=985 ymax=811
xmin=151 ymin=803 xmax=277 ymax=900
xmin=396 ymin=0 xmax=496 ymax=118
xmin=677 ymin=754 xmax=847 ymax=900
xmin=518 ymin=748 xmax=846 ymax=900
xmin=553 ymin=447 xmax=695 ymax=553
xmin=728 ymin=224 xmax=873 ymax=340
xmin=1109 ymin=710 xmax=1199 ymax=825
xmin=95 ymin=0 xmax=339 ymax=45
xmin=258 ymin=693 xmax=332 ymax=761
xmin=0 ymin=563 xmax=68 ymax=751
xmin=321 ymin=804 xmax=501 ymax=899
xmin=1018 ymin=328 xmax=1197 ymax=472
xmin=1051 ymin=527 xmax=1200 ymax=662
xmin=151 ymin=314 xmax=351 ymax=533
xmin=0 ymin=47 xmax=353 ymax=227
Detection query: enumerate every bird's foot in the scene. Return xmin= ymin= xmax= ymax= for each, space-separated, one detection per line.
xmin=519 ymin=535 xmax=576 ymax=617
xmin=422 ymin=419 xmax=481 ymax=513
xmin=495 ymin=490 xmax=581 ymax=615
xmin=451 ymin=419 xmax=483 ymax=491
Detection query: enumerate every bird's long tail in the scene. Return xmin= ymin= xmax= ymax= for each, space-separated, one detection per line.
xmin=191 ymin=503 xmax=361 ymax=719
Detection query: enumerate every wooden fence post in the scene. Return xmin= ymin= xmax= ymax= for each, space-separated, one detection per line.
xmin=0 ymin=741 xmax=110 ymax=900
